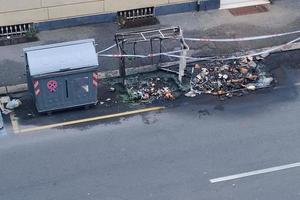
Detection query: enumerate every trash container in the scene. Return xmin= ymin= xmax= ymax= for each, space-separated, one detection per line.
xmin=24 ymin=39 xmax=99 ymax=113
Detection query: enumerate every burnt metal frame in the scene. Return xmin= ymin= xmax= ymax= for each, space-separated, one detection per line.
xmin=115 ymin=26 xmax=186 ymax=85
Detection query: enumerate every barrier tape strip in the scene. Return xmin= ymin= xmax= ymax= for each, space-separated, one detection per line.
xmin=98 ymin=49 xmax=185 ymax=58
xmin=96 ymin=30 xmax=300 ymax=61
xmin=96 ymin=30 xmax=300 ymax=54
xmin=98 ymin=36 xmax=300 ymax=61
xmin=162 ymin=36 xmax=300 ymax=61
xmin=184 ymin=30 xmax=300 ymax=42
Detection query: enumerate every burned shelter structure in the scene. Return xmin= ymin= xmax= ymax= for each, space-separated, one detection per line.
xmin=114 ymin=26 xmax=189 ymax=85
xmin=24 ymin=39 xmax=99 ymax=113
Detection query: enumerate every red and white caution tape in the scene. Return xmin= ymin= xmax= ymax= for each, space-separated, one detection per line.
xmin=184 ymin=30 xmax=300 ymax=42
xmin=99 ymin=54 xmax=147 ymax=58
xmin=97 ymin=31 xmax=300 ymax=61
xmin=98 ymin=49 xmax=185 ymax=58
xmin=155 ymin=36 xmax=300 ymax=61
xmin=96 ymin=30 xmax=300 ymax=55
xmin=191 ymin=36 xmax=300 ymax=61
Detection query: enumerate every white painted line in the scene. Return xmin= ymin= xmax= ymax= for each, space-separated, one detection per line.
xmin=210 ymin=162 xmax=300 ymax=183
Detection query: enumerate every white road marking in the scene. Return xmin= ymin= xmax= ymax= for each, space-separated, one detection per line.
xmin=210 ymin=162 xmax=300 ymax=183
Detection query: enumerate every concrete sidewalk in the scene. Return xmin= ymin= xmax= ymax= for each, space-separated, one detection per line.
xmin=0 ymin=0 xmax=299 ymax=88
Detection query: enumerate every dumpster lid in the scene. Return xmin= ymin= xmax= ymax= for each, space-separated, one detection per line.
xmin=24 ymin=39 xmax=99 ymax=76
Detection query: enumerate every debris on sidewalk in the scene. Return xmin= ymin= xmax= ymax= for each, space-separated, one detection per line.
xmin=0 ymin=103 xmax=11 ymax=115
xmin=109 ymin=87 xmax=116 ymax=92
xmin=120 ymin=74 xmax=179 ymax=103
xmin=6 ymin=99 xmax=22 ymax=110
xmin=186 ymin=57 xmax=274 ymax=98
xmin=0 ymin=96 xmax=12 ymax=114
xmin=0 ymin=96 xmax=10 ymax=104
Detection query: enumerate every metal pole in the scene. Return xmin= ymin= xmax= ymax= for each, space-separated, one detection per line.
xmin=159 ymin=38 xmax=162 ymax=62
xmin=120 ymin=41 xmax=126 ymax=85
xmin=133 ymin=42 xmax=136 ymax=58
xmin=178 ymin=37 xmax=189 ymax=83
xmin=115 ymin=35 xmax=126 ymax=86
xmin=150 ymin=38 xmax=154 ymax=65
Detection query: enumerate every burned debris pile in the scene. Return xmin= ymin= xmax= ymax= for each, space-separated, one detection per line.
xmin=119 ymin=56 xmax=274 ymax=103
xmin=185 ymin=56 xmax=274 ymax=98
xmin=121 ymin=75 xmax=179 ymax=103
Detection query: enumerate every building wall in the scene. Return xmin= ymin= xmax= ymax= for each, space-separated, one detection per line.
xmin=0 ymin=0 xmax=195 ymax=26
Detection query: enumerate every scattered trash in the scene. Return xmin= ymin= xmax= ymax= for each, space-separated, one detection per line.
xmin=120 ymin=75 xmax=178 ymax=103
xmin=6 ymin=99 xmax=22 ymax=110
xmin=187 ymin=57 xmax=274 ymax=98
xmin=0 ymin=102 xmax=11 ymax=115
xmin=0 ymin=96 xmax=10 ymax=104
xmin=246 ymin=84 xmax=256 ymax=91
xmin=254 ymin=76 xmax=274 ymax=88
xmin=109 ymin=87 xmax=116 ymax=92
xmin=185 ymin=90 xmax=197 ymax=97
xmin=105 ymin=98 xmax=111 ymax=102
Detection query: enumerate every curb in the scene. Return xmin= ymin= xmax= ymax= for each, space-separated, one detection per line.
xmin=0 ymin=84 xmax=28 ymax=95
xmin=0 ymin=42 xmax=299 ymax=95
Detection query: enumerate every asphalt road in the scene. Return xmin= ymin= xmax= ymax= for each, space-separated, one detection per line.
xmin=1 ymin=61 xmax=300 ymax=200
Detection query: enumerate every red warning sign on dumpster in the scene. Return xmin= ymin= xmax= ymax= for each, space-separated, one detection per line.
xmin=47 ymin=80 xmax=58 ymax=92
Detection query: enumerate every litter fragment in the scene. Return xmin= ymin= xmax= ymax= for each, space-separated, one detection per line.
xmin=185 ymin=91 xmax=197 ymax=97
xmin=6 ymin=99 xmax=22 ymax=110
xmin=246 ymin=84 xmax=256 ymax=91
xmin=0 ymin=103 xmax=11 ymax=115
xmin=0 ymin=96 xmax=10 ymax=104
xmin=109 ymin=87 xmax=116 ymax=92
xmin=255 ymin=77 xmax=274 ymax=88
xmin=121 ymin=75 xmax=178 ymax=103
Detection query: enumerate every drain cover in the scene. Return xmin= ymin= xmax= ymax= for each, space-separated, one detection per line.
xmin=229 ymin=5 xmax=268 ymax=16
xmin=117 ymin=7 xmax=159 ymax=28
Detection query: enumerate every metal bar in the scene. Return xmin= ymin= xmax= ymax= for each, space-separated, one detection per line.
xmin=120 ymin=41 xmax=126 ymax=85
xmin=115 ymin=36 xmax=125 ymax=86
xmin=158 ymin=30 xmax=165 ymax=38
xmin=140 ymin=33 xmax=147 ymax=41
xmin=115 ymin=26 xmax=180 ymax=37
xmin=159 ymin=39 xmax=162 ymax=61
xmin=133 ymin=42 xmax=136 ymax=59
xmin=150 ymin=38 xmax=154 ymax=65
